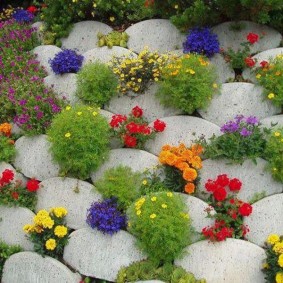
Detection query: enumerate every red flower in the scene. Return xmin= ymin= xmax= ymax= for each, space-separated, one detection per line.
xmin=205 ymin=179 xmax=218 ymax=192
xmin=131 ymin=106 xmax=143 ymax=118
xmin=238 ymin=203 xmax=253 ymax=217
xmin=245 ymin=57 xmax=256 ymax=68
xmin=246 ymin=33 xmax=259 ymax=44
xmin=260 ymin=60 xmax=269 ymax=68
xmin=27 ymin=6 xmax=37 ymax=13
xmin=229 ymin=178 xmax=242 ymax=191
xmin=126 ymin=122 xmax=140 ymax=134
xmin=216 ymin=226 xmax=233 ymax=241
xmin=213 ymin=187 xmax=227 ymax=202
xmin=123 ymin=135 xmax=137 ymax=148
xmin=1 ymin=169 xmax=14 ymax=183
xmin=26 ymin=179 xmax=40 ymax=192
xmin=153 ymin=119 xmax=166 ymax=132
xmin=109 ymin=114 xmax=127 ymax=128
xmin=216 ymin=174 xmax=230 ymax=186
xmin=11 ymin=191 xmax=19 ymax=200
xmin=139 ymin=124 xmax=151 ymax=135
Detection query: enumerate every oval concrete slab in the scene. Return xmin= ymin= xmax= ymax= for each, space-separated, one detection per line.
xmin=63 ymin=228 xmax=147 ymax=281
xmin=244 ymin=194 xmax=283 ymax=247
xmin=175 ymin=239 xmax=266 ymax=283
xmin=198 ymin=83 xmax=281 ymax=126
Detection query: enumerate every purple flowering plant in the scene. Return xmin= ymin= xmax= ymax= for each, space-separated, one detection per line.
xmin=199 ymin=115 xmax=267 ymax=164
xmin=49 ymin=49 xmax=84 ymax=75
xmin=183 ymin=27 xmax=220 ymax=58
xmin=86 ymin=198 xmax=127 ymax=235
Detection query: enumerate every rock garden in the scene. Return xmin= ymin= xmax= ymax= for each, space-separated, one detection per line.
xmin=0 ymin=1 xmax=283 ymax=282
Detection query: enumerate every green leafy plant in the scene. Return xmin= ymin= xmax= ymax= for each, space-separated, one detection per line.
xmin=254 ymin=55 xmax=283 ymax=107
xmin=97 ymin=31 xmax=129 ymax=48
xmin=76 ymin=62 xmax=119 ymax=107
xmin=156 ymin=54 xmax=218 ymax=114
xmin=94 ymin=165 xmax=143 ymax=211
xmin=264 ymin=128 xmax=283 ymax=183
xmin=23 ymin=207 xmax=69 ymax=259
xmin=127 ymin=192 xmax=191 ymax=265
xmin=0 ymin=241 xmax=22 ymax=278
xmin=47 ymin=105 xmax=110 ymax=179
xmin=200 ymin=115 xmax=267 ymax=164
xmin=262 ymin=233 xmax=283 ymax=283
xmin=117 ymin=260 xmax=206 ymax=283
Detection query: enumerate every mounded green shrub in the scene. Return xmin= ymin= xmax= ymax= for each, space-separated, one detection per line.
xmin=47 ymin=105 xmax=110 ymax=179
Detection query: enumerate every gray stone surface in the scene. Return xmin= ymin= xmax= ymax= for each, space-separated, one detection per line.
xmin=135 ymin=281 xmax=165 ymax=283
xmin=145 ymin=116 xmax=221 ymax=156
xmin=212 ymin=21 xmax=282 ymax=53
xmin=126 ymin=19 xmax=185 ymax=53
xmin=105 ymin=84 xmax=181 ymax=122
xmin=198 ymin=83 xmax=281 ymax=126
xmin=175 ymin=239 xmax=266 ymax=283
xmin=32 ymin=45 xmax=62 ymax=75
xmin=0 ymin=206 xmax=35 ymax=250
xmin=37 ymin=177 xmax=102 ymax=229
xmin=2 ymin=252 xmax=81 ymax=283
xmin=242 ymin=48 xmax=283 ymax=82
xmin=14 ymin=135 xmax=60 ymax=181
xmin=197 ymin=158 xmax=283 ymax=203
xmin=90 ymin=148 xmax=159 ymax=182
xmin=31 ymin=21 xmax=45 ymax=43
xmin=61 ymin=21 xmax=112 ymax=53
xmin=44 ymin=74 xmax=80 ymax=105
xmin=244 ymin=194 xmax=283 ymax=247
xmin=260 ymin=115 xmax=283 ymax=129
xmin=0 ymin=162 xmax=26 ymax=186
xmin=83 ymin=46 xmax=137 ymax=66
xmin=63 ymin=228 xmax=147 ymax=281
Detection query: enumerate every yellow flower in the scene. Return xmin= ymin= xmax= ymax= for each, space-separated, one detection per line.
xmin=77 ymin=112 xmax=82 ymax=116
xmin=142 ymin=179 xmax=147 ymax=185
xmin=93 ymin=2 xmax=97 ymax=7
xmin=154 ymin=78 xmax=159 ymax=81
xmin=23 ymin=224 xmax=34 ymax=233
xmin=276 ymin=272 xmax=283 ymax=283
xmin=256 ymin=74 xmax=261 ymax=79
xmin=65 ymin=132 xmax=71 ymax=138
xmin=180 ymin=212 xmax=189 ymax=219
xmin=278 ymin=254 xmax=283 ymax=267
xmin=137 ymin=78 xmax=142 ymax=82
xmin=51 ymin=207 xmax=68 ymax=218
xmin=33 ymin=210 xmax=50 ymax=226
xmin=65 ymin=106 xmax=71 ymax=110
xmin=92 ymin=111 xmax=98 ymax=116
xmin=136 ymin=210 xmax=141 ymax=216
xmin=212 ymin=83 xmax=218 ymax=89
xmin=273 ymin=242 xmax=283 ymax=254
xmin=268 ymin=93 xmax=275 ymax=99
xmin=54 ymin=225 xmax=68 ymax=238
xmin=174 ymin=4 xmax=178 ymax=9
xmin=109 ymin=16 xmax=115 ymax=22
xmin=150 ymin=213 xmax=156 ymax=219
xmin=267 ymin=234 xmax=280 ymax=245
xmin=275 ymin=71 xmax=281 ymax=76
xmin=45 ymin=239 xmax=57 ymax=250
xmin=167 ymin=192 xmax=173 ymax=197
xmin=161 ymin=204 xmax=167 ymax=209
xmin=262 ymin=262 xmax=269 ymax=269
xmin=274 ymin=132 xmax=281 ymax=137
xmin=188 ymin=69 xmax=195 ymax=75
xmin=41 ymin=217 xmax=54 ymax=229
xmin=151 ymin=196 xmax=157 ymax=202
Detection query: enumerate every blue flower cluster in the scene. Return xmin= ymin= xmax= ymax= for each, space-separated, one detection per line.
xmin=86 ymin=198 xmax=126 ymax=235
xmin=49 ymin=49 xmax=84 ymax=75
xmin=12 ymin=9 xmax=34 ymax=23
xmin=183 ymin=27 xmax=220 ymax=58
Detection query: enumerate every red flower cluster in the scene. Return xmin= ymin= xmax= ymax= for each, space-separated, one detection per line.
xmin=245 ymin=56 xmax=256 ymax=68
xmin=202 ymin=174 xmax=252 ymax=242
xmin=260 ymin=60 xmax=269 ymax=68
xmin=27 ymin=6 xmax=37 ymax=13
xmin=246 ymin=33 xmax=259 ymax=44
xmin=109 ymin=106 xmax=166 ymax=149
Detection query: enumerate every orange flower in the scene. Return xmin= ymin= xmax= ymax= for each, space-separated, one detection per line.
xmin=190 ymin=156 xmax=202 ymax=169
xmin=176 ymin=143 xmax=186 ymax=155
xmin=158 ymin=151 xmax=169 ymax=164
xmin=191 ymin=144 xmax=203 ymax=155
xmin=183 ymin=168 xmax=197 ymax=182
xmin=165 ymin=152 xmax=177 ymax=166
xmin=182 ymin=150 xmax=193 ymax=162
xmin=175 ymin=161 xmax=189 ymax=171
xmin=184 ymin=183 xmax=195 ymax=194
xmin=0 ymin=123 xmax=12 ymax=137
xmin=161 ymin=144 xmax=171 ymax=151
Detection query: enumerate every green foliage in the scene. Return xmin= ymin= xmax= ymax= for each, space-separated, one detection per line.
xmin=117 ymin=260 xmax=206 ymax=283
xmin=156 ymin=54 xmax=218 ymax=114
xmin=94 ymin=165 xmax=143 ymax=211
xmin=76 ymin=62 xmax=118 ymax=107
xmin=47 ymin=105 xmax=110 ymax=179
xmin=264 ymin=128 xmax=283 ymax=183
xmin=97 ymin=31 xmax=129 ymax=48
xmin=0 ymin=135 xmax=16 ymax=163
xmin=254 ymin=55 xmax=283 ymax=107
xmin=127 ymin=192 xmax=191 ymax=265
xmin=248 ymin=191 xmax=266 ymax=204
xmin=0 ymin=241 xmax=22 ymax=278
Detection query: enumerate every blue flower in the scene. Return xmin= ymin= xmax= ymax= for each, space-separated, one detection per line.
xmin=183 ymin=27 xmax=220 ymax=58
xmin=49 ymin=49 xmax=84 ymax=75
xmin=86 ymin=198 xmax=126 ymax=235
xmin=12 ymin=10 xmax=34 ymax=23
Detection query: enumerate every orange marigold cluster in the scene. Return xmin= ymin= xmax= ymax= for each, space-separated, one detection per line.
xmin=158 ymin=143 xmax=203 ymax=194
xmin=0 ymin=123 xmax=12 ymax=137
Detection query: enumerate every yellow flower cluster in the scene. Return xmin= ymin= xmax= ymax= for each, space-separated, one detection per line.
xmin=109 ymin=47 xmax=169 ymax=94
xmin=159 ymin=143 xmax=203 ymax=194
xmin=135 ymin=197 xmax=146 ymax=216
xmin=0 ymin=5 xmax=16 ymax=21
xmin=45 ymin=238 xmax=57 ymax=250
xmin=51 ymin=207 xmax=68 ymax=218
xmin=34 ymin=210 xmax=54 ymax=229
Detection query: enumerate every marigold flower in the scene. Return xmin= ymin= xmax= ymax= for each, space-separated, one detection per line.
xmin=273 ymin=242 xmax=283 ymax=254
xmin=51 ymin=207 xmax=68 ymax=218
xmin=0 ymin=122 xmax=12 ymax=137
xmin=45 ymin=239 xmax=57 ymax=250
xmin=54 ymin=225 xmax=68 ymax=238
xmin=278 ymin=254 xmax=283 ymax=267
xmin=164 ymin=152 xmax=177 ymax=166
xmin=276 ymin=272 xmax=283 ymax=283
xmin=182 ymin=168 xmax=197 ymax=182
xmin=184 ymin=183 xmax=195 ymax=194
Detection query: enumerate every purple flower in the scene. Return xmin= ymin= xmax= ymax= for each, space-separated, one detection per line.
xmin=220 ymin=121 xmax=239 ymax=133
xmin=36 ymin=111 xmax=44 ymax=119
xmin=235 ymin=115 xmax=244 ymax=124
xmin=12 ymin=9 xmax=34 ymax=23
xmin=240 ymin=127 xmax=252 ymax=137
xmin=19 ymin=99 xmax=27 ymax=106
xmin=245 ymin=115 xmax=259 ymax=125
xmin=34 ymin=105 xmax=40 ymax=111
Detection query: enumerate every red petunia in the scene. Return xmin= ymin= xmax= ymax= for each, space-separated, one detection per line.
xmin=131 ymin=106 xmax=143 ymax=118
xmin=260 ymin=60 xmax=269 ymax=68
xmin=26 ymin=179 xmax=40 ymax=192
xmin=123 ymin=135 xmax=137 ymax=148
xmin=205 ymin=179 xmax=218 ymax=192
xmin=245 ymin=57 xmax=256 ymax=68
xmin=246 ymin=33 xmax=259 ymax=44
xmin=153 ymin=119 xmax=166 ymax=132
xmin=11 ymin=191 xmax=19 ymax=200
xmin=238 ymin=203 xmax=253 ymax=217
xmin=229 ymin=178 xmax=242 ymax=191
xmin=213 ymin=186 xmax=227 ymax=202
xmin=109 ymin=114 xmax=127 ymax=128
xmin=216 ymin=174 xmax=230 ymax=187
xmin=1 ymin=169 xmax=14 ymax=183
